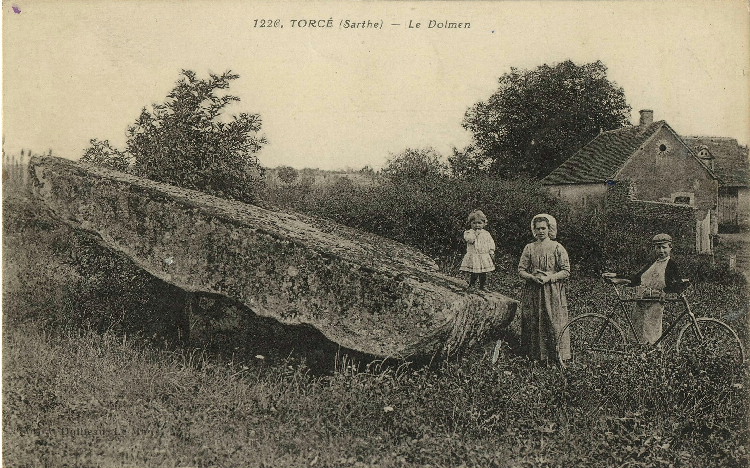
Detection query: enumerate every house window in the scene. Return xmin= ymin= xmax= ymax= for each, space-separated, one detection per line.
xmin=657 ymin=139 xmax=671 ymax=155
xmin=656 ymin=139 xmax=672 ymax=170
xmin=671 ymin=191 xmax=695 ymax=206
xmin=719 ymin=186 xmax=739 ymax=197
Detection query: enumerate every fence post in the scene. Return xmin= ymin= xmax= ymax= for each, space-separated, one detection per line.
xmin=729 ymin=254 xmax=737 ymax=272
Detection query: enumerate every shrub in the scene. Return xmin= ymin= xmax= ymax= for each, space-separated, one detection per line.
xmin=261 ymin=173 xmax=567 ymax=260
xmin=80 ymin=139 xmax=131 ymax=172
xmin=380 ymin=147 xmax=447 ymax=185
xmin=276 ymin=166 xmax=299 ymax=185
xmin=82 ymin=70 xmax=267 ymax=204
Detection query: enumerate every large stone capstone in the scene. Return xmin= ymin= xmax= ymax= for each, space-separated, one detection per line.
xmin=29 ymin=156 xmax=517 ymax=359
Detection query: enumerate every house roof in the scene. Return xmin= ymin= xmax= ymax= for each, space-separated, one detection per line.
xmin=542 ymin=121 xmax=664 ymax=184
xmin=682 ymin=136 xmax=749 ymax=187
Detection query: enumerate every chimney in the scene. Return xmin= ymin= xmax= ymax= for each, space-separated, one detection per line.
xmin=639 ymin=109 xmax=654 ymax=127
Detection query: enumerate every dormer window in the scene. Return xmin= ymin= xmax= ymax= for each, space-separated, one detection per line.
xmin=696 ymin=146 xmax=714 ymax=170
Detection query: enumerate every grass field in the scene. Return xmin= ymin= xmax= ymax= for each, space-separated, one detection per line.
xmin=4 ymin=195 xmax=749 ymax=468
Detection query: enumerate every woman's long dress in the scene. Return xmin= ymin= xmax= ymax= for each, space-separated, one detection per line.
xmin=518 ymin=239 xmax=571 ymax=361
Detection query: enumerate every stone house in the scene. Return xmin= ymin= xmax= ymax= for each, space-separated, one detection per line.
xmin=682 ymin=136 xmax=750 ymax=232
xmin=542 ymin=110 xmax=719 ymax=253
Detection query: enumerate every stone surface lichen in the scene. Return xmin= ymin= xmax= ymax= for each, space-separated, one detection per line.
xmin=29 ymin=156 xmax=517 ymax=358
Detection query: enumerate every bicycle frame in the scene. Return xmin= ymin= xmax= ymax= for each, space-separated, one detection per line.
xmin=602 ymin=279 xmax=702 ymax=346
xmin=560 ymin=277 xmax=745 ymax=366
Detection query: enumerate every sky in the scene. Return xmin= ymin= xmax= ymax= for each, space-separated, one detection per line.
xmin=3 ymin=0 xmax=749 ymax=171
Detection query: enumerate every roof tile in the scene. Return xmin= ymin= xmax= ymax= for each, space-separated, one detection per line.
xmin=542 ymin=122 xmax=663 ymax=184
xmin=683 ymin=136 xmax=749 ymax=187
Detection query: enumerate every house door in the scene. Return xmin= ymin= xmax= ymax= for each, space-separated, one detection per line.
xmin=718 ymin=187 xmax=739 ymax=233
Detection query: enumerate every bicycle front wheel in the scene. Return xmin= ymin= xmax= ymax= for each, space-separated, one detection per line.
xmin=559 ymin=313 xmax=627 ymax=367
xmin=676 ymin=318 xmax=745 ymax=366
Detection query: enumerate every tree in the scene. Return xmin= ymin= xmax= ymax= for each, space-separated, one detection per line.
xmin=447 ymin=145 xmax=493 ymax=178
xmin=380 ymin=147 xmax=447 ymax=185
xmin=80 ymin=139 xmax=131 ymax=172
xmin=84 ymin=70 xmax=267 ymax=203
xmin=276 ymin=166 xmax=299 ymax=185
xmin=462 ymin=60 xmax=631 ymax=178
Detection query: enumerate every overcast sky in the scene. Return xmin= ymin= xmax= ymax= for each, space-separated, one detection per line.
xmin=3 ymin=0 xmax=749 ymax=170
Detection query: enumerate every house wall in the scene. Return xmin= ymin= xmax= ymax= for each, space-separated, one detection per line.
xmin=739 ymin=187 xmax=750 ymax=228
xmin=605 ymin=181 xmax=698 ymax=255
xmin=630 ymin=200 xmax=698 ymax=252
xmin=545 ymin=183 xmax=607 ymax=210
xmin=616 ymin=128 xmax=718 ymax=219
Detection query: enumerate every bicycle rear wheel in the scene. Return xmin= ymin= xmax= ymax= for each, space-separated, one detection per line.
xmin=558 ymin=313 xmax=627 ymax=367
xmin=676 ymin=318 xmax=745 ymax=366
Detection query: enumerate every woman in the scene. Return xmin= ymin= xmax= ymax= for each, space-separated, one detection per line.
xmin=518 ymin=214 xmax=571 ymax=362
xmin=606 ymin=233 xmax=684 ymax=344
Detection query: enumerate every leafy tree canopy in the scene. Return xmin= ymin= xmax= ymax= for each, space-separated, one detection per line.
xmin=83 ymin=70 xmax=266 ymax=203
xmin=380 ymin=147 xmax=447 ymax=185
xmin=447 ymin=144 xmax=493 ymax=179
xmin=462 ymin=60 xmax=631 ymax=179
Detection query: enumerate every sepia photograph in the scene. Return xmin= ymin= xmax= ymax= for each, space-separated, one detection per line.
xmin=3 ymin=0 xmax=749 ymax=466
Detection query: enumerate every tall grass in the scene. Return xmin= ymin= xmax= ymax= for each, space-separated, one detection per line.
xmin=5 ymin=320 xmax=748 ymax=468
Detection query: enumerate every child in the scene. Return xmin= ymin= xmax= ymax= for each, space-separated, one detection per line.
xmin=606 ymin=233 xmax=684 ymax=344
xmin=460 ymin=209 xmax=496 ymax=291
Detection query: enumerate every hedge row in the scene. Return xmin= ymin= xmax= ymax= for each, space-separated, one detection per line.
xmin=260 ymin=175 xmax=611 ymax=272
xmin=261 ymin=175 xmax=741 ymax=283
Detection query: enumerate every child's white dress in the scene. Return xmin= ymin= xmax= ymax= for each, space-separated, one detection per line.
xmin=459 ymin=229 xmax=496 ymax=273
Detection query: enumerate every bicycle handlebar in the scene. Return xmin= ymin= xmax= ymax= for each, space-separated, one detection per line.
xmin=601 ymin=274 xmax=692 ymax=295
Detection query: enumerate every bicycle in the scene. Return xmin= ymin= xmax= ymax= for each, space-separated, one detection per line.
xmin=557 ymin=273 xmax=745 ymax=367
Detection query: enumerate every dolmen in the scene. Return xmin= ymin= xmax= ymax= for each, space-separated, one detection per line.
xmin=29 ymin=156 xmax=517 ymax=359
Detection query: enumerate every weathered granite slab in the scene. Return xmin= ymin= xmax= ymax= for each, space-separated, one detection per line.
xmin=29 ymin=156 xmax=517 ymax=358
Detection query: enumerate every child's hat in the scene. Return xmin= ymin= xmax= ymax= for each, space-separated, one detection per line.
xmin=652 ymin=233 xmax=672 ymax=245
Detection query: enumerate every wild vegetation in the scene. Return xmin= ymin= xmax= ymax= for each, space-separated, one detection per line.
xmin=262 ymin=149 xmax=744 ymax=284
xmin=81 ymin=70 xmax=266 ymax=204
xmin=459 ymin=60 xmax=631 ymax=179
xmin=4 ymin=175 xmax=748 ymax=467
xmin=5 ymin=319 xmax=747 ymax=468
